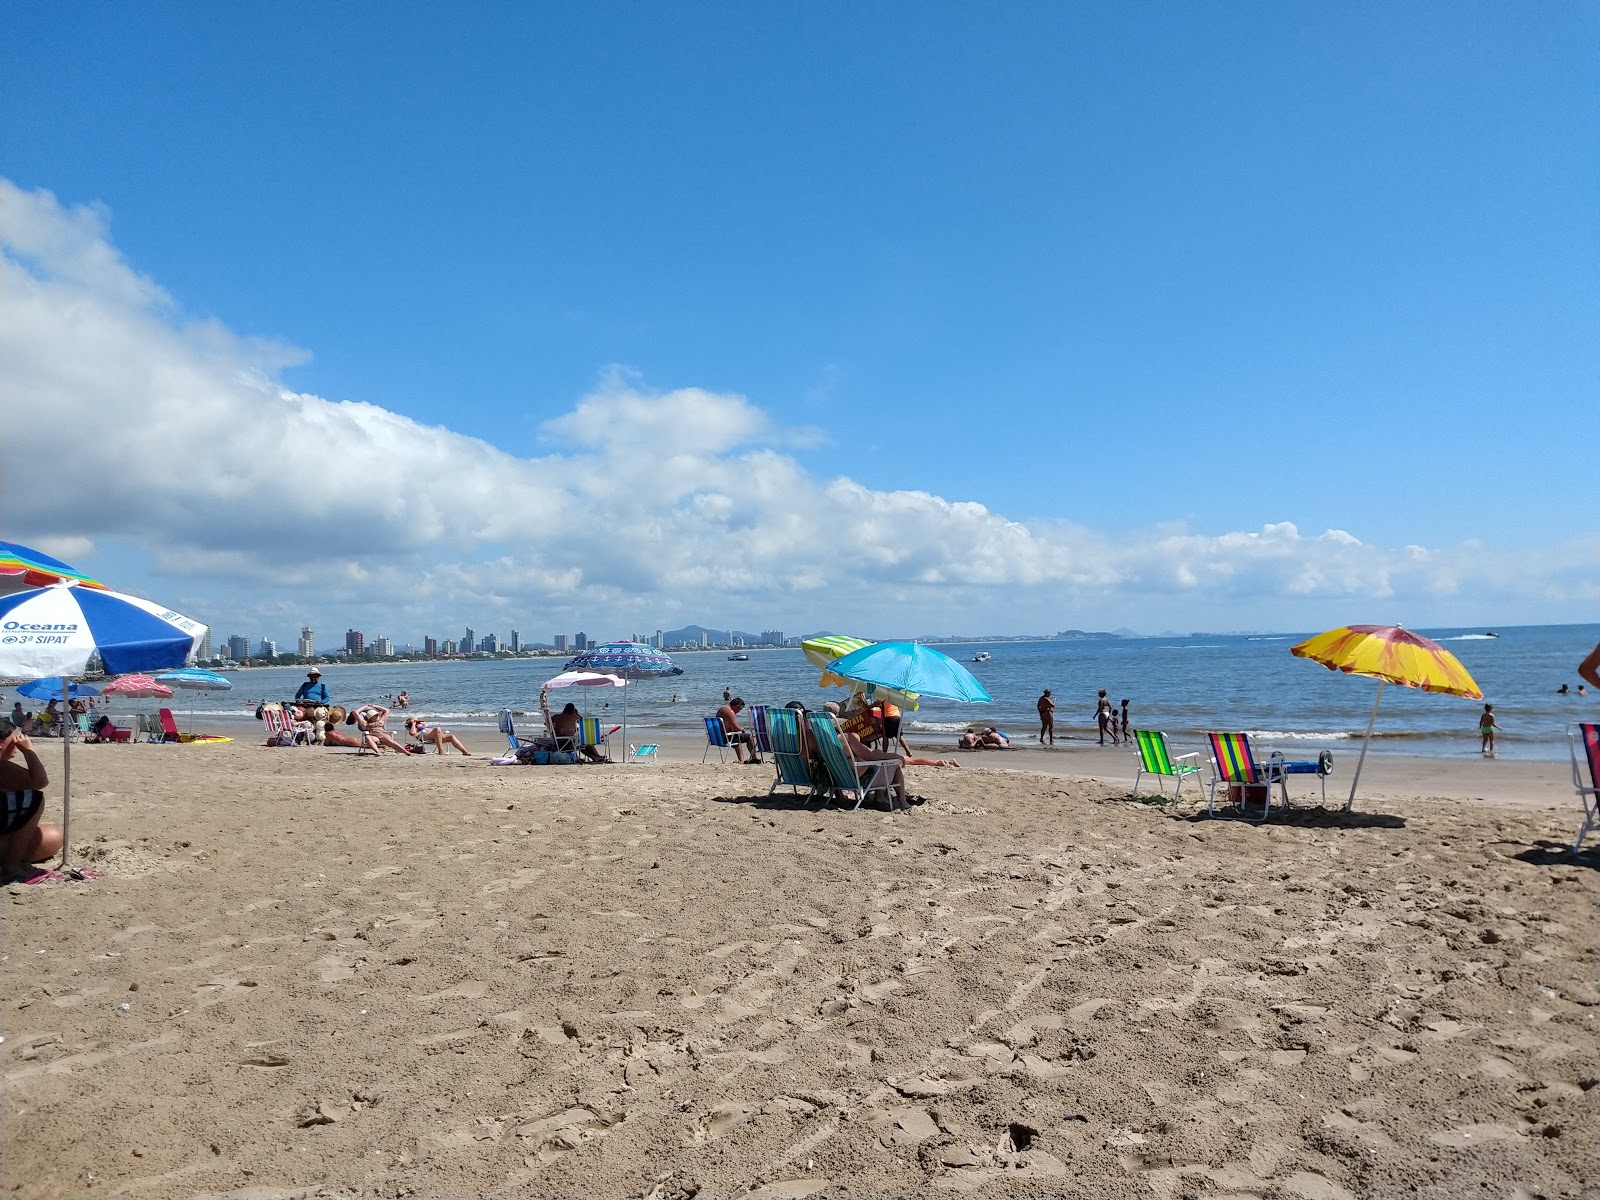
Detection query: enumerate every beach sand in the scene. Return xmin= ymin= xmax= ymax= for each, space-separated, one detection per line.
xmin=3 ymin=735 xmax=1595 ymax=1198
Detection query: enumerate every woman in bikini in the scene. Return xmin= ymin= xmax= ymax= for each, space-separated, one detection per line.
xmin=348 ymin=704 xmax=413 ymax=755
xmin=404 ymin=716 xmax=471 ymax=756
xmin=1 ymin=731 xmax=62 ymax=878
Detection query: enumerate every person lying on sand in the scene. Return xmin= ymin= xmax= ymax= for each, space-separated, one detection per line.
xmin=404 ymin=717 xmax=471 ymax=756
xmin=1 ymin=731 xmax=63 ymax=878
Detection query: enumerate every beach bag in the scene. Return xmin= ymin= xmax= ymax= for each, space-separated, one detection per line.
xmin=532 ymin=749 xmax=551 ymax=765
xmin=550 ymin=750 xmax=578 ymax=765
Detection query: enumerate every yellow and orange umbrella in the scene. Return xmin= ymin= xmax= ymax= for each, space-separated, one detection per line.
xmin=1291 ymin=624 xmax=1482 ymax=810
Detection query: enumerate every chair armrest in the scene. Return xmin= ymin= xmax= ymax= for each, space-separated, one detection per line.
xmin=1174 ymin=752 xmax=1201 ymax=768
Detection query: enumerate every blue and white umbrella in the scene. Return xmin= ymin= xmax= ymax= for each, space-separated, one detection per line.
xmin=562 ymin=642 xmax=683 ymax=760
xmin=16 ymin=677 xmax=102 ymax=702
xmin=0 ymin=582 xmax=206 ymax=678
xmin=155 ymin=667 xmax=233 ymax=735
xmin=823 ymin=641 xmax=992 ymax=704
xmin=0 ymin=582 xmax=206 ymax=871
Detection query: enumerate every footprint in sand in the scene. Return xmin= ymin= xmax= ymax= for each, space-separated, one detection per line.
xmin=743 ymin=1180 xmax=831 ymax=1199
xmin=687 ymin=1101 xmax=758 ymax=1144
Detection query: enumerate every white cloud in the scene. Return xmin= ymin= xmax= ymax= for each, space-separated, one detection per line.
xmin=1 ymin=179 xmax=1591 ymax=638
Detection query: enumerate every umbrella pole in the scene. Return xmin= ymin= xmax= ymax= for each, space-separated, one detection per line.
xmin=1346 ymin=680 xmax=1384 ymax=812
xmin=60 ymin=677 xmax=72 ymax=869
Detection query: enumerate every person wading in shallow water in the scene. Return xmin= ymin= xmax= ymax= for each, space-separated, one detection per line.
xmin=1096 ymin=689 xmax=1118 ymax=745
xmin=1037 ymin=689 xmax=1056 ymax=745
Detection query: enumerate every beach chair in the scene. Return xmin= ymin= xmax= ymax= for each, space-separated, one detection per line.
xmin=807 ymin=713 xmax=897 ymax=811
xmin=1131 ymin=729 xmax=1204 ymax=801
xmin=1567 ymin=723 xmax=1599 ymax=852
xmin=627 ymin=742 xmax=660 ymax=764
xmin=155 ymin=708 xmax=183 ymax=744
xmin=767 ymin=707 xmax=821 ymax=802
xmin=578 ymin=718 xmax=614 ymax=762
xmin=702 ymin=716 xmax=731 ymax=763
xmin=1205 ymin=731 xmax=1289 ymax=823
xmin=749 ymin=705 xmax=775 ymax=758
xmin=262 ymin=704 xmax=310 ymax=746
xmin=498 ymin=709 xmax=539 ymax=752
xmin=136 ymin=713 xmax=160 ymax=743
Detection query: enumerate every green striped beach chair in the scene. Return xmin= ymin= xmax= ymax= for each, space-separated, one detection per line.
xmin=766 ymin=707 xmax=821 ymax=802
xmin=578 ymin=718 xmax=614 ymax=762
xmin=806 ymin=712 xmax=896 ymax=811
xmin=1131 ymin=729 xmax=1204 ymax=801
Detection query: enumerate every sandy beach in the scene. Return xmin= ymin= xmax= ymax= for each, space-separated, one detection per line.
xmin=3 ymin=734 xmax=1595 ymax=1199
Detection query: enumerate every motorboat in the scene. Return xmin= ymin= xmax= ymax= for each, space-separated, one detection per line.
xmin=972 ymin=652 xmax=991 ymax=662
xmin=727 ymin=653 xmax=749 ymax=661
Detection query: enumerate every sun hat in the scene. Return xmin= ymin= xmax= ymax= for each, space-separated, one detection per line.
xmin=307 ymin=668 xmax=321 ymax=675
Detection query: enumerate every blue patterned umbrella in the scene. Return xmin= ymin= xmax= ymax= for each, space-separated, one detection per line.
xmin=564 ymin=641 xmax=684 ymax=680
xmin=562 ymin=642 xmax=682 ymax=760
xmin=17 ymin=677 xmax=102 ymax=702
xmin=155 ymin=667 xmax=234 ymax=735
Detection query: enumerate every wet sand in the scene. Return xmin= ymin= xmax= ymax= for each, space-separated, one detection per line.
xmin=2 ymin=736 xmax=1595 ymax=1198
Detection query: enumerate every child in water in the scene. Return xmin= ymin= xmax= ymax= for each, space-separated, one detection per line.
xmin=1478 ymin=703 xmax=1499 ymax=757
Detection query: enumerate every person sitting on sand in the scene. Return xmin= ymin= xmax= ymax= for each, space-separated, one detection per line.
xmin=549 ymin=703 xmax=605 ymax=762
xmin=715 ymin=698 xmax=763 ymax=765
xmin=403 ymin=716 xmax=471 ymax=756
xmin=1 ymin=731 xmax=62 ymax=879
xmin=957 ymin=727 xmax=1009 ymax=750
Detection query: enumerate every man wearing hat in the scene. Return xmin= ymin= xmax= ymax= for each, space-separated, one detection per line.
xmin=294 ymin=668 xmax=330 ymax=707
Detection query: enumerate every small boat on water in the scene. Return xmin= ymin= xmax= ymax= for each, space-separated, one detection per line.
xmin=972 ymin=652 xmax=991 ymax=663
xmin=1484 ymin=632 xmax=1498 ymax=638
xmin=727 ymin=653 xmax=749 ymax=661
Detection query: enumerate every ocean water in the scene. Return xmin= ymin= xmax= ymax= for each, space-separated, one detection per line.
xmin=91 ymin=623 xmax=1600 ymax=762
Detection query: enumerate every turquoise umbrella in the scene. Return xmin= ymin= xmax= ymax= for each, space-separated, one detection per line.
xmin=155 ymin=667 xmax=234 ymax=736
xmin=824 ymin=641 xmax=992 ymax=704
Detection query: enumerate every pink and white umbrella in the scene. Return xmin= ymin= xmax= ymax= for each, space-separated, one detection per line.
xmin=102 ymin=674 xmax=175 ymax=699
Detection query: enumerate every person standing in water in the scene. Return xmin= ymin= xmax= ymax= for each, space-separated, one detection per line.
xmin=1478 ymin=703 xmax=1500 ymax=757
xmin=1119 ymin=698 xmax=1130 ymax=743
xmin=1036 ymin=689 xmax=1056 ymax=745
xmin=1096 ymin=690 xmax=1117 ymax=745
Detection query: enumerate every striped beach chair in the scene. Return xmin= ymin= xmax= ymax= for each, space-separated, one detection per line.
xmin=1205 ymin=731 xmax=1289 ymax=823
xmin=1567 ymin=723 xmax=1599 ymax=852
xmin=807 ymin=713 xmax=896 ymax=811
xmin=702 ymin=716 xmax=731 ymax=763
xmin=577 ymin=718 xmax=614 ymax=762
xmin=1131 ymin=729 xmax=1203 ymax=800
xmin=766 ymin=707 xmax=820 ymax=802
xmin=749 ymin=705 xmax=775 ymax=758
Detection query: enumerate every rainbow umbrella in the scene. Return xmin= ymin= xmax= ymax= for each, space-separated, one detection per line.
xmin=0 ymin=540 xmax=106 ymax=594
xmin=1291 ymin=624 xmax=1483 ymax=811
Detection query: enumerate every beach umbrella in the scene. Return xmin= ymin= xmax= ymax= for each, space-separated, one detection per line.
xmin=802 ymin=634 xmax=920 ymax=709
xmin=824 ymin=641 xmax=992 ymax=705
xmin=16 ymin=678 xmax=101 ymax=702
xmin=0 ymin=582 xmax=206 ymax=870
xmin=542 ymin=670 xmax=629 ymax=690
xmin=0 ymin=540 xmax=107 ymax=596
xmin=1290 ymin=624 xmax=1483 ymax=811
xmin=155 ymin=667 xmax=233 ymax=735
xmin=102 ymin=674 xmax=176 ymax=699
xmin=562 ymin=642 xmax=682 ymax=760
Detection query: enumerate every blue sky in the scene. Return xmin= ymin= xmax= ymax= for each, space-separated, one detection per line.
xmin=2 ymin=3 xmax=1595 ymax=646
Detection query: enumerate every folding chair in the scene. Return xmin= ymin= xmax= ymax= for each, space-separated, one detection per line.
xmin=702 ymin=716 xmax=731 ymax=763
xmin=1205 ymin=731 xmax=1288 ymax=823
xmin=749 ymin=705 xmax=775 ymax=758
xmin=767 ymin=707 xmax=821 ymax=801
xmin=578 ymin=718 xmax=615 ymax=762
xmin=1567 ymin=723 xmax=1599 ymax=853
xmin=627 ymin=742 xmax=660 ymax=764
xmin=155 ymin=708 xmax=183 ymax=744
xmin=806 ymin=712 xmax=897 ymax=811
xmin=498 ymin=709 xmax=535 ymax=752
xmin=1131 ymin=729 xmax=1204 ymax=800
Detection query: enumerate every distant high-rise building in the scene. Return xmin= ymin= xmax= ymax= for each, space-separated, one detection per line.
xmin=298 ymin=626 xmax=315 ymax=657
xmin=654 ymin=629 xmax=664 ymax=649
xmin=698 ymin=630 xmax=708 ymax=648
xmin=554 ymin=634 xmax=569 ymax=653
xmin=761 ymin=630 xmax=784 ymax=647
xmin=479 ymin=632 xmax=498 ymax=654
xmin=574 ymin=632 xmax=588 ymax=651
xmin=373 ymin=636 xmax=393 ymax=656
xmin=345 ymin=628 xmax=364 ymax=654
xmin=259 ymin=637 xmax=277 ymax=659
xmin=196 ymin=629 xmax=213 ymax=660
xmin=442 ymin=639 xmax=457 ymax=655
xmin=463 ymin=627 xmax=475 ymax=654
xmin=509 ymin=630 xmax=521 ymax=653
xmin=227 ymin=634 xmax=251 ymax=661
xmin=424 ymin=636 xmax=438 ymax=656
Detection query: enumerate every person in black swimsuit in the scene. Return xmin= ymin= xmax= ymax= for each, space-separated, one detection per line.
xmin=1 ymin=730 xmax=61 ymax=877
